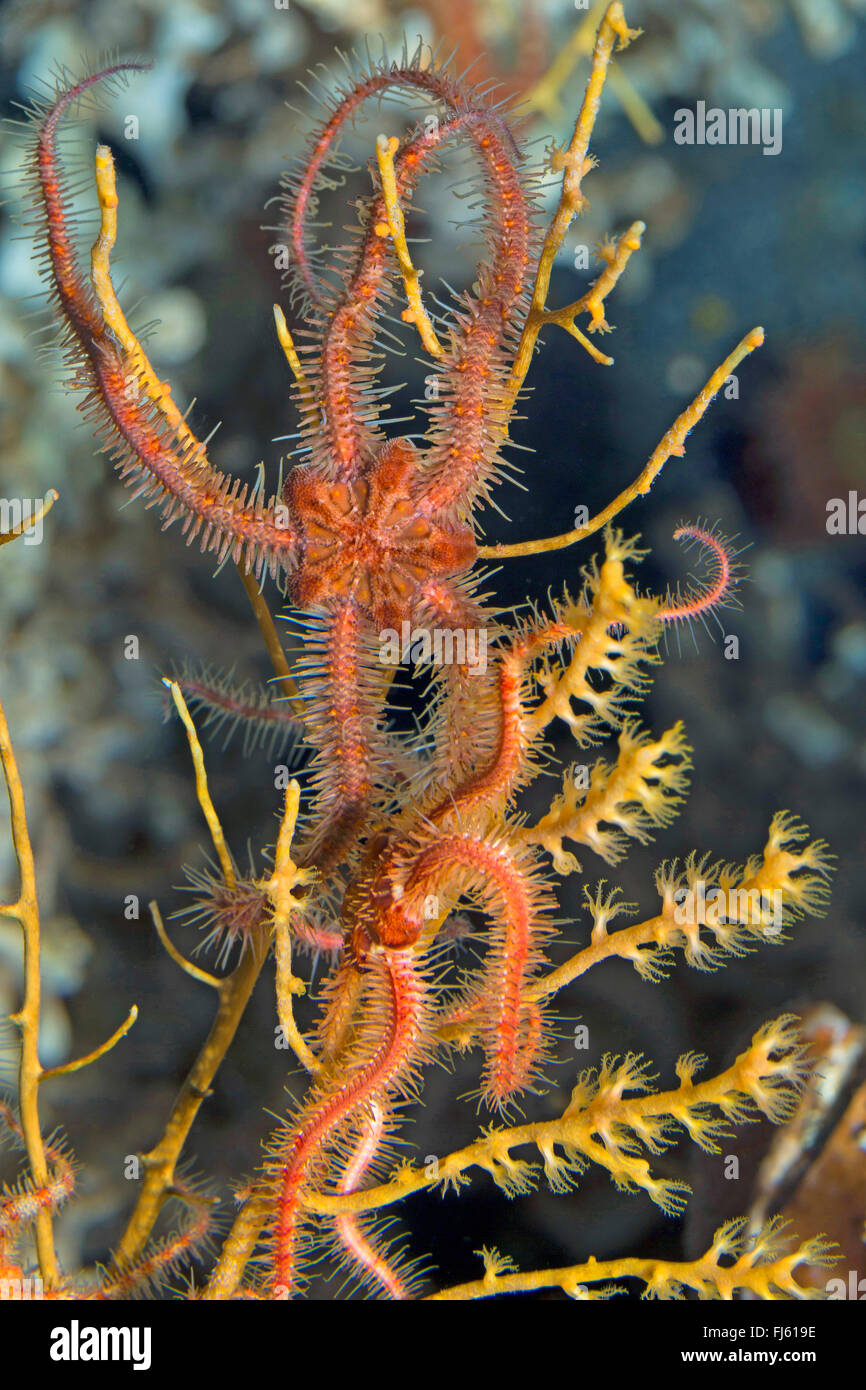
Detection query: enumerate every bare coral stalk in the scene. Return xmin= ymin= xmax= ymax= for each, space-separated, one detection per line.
xmin=0 ymin=697 xmax=135 ymax=1290
xmin=0 ymin=697 xmax=60 ymax=1287
xmin=503 ymin=0 xmax=643 ymax=399
xmin=265 ymin=781 xmax=319 ymax=1075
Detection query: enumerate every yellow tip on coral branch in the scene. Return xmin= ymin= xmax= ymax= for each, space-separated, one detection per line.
xmin=90 ymin=146 xmax=194 ymax=444
xmin=149 ymin=900 xmax=221 ymax=989
xmin=0 ymin=489 xmax=58 ymax=549
xmin=40 ymin=1005 xmax=139 ymax=1082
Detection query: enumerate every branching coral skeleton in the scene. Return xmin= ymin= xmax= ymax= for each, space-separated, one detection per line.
xmin=0 ymin=5 xmax=838 ymax=1299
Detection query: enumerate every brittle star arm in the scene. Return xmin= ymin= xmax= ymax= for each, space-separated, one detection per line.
xmin=292 ymin=597 xmax=390 ymax=872
xmin=282 ymin=63 xmax=468 ymax=481
xmin=202 ymin=945 xmax=430 ymax=1300
xmin=31 ymin=67 xmax=299 ymax=580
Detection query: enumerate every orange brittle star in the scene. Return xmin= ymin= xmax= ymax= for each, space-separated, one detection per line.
xmin=17 ymin=7 xmax=768 ymax=1299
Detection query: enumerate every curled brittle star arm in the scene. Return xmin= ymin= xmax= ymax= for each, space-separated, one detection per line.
xmin=480 ymin=328 xmax=764 ymax=559
xmin=36 ymin=84 xmax=298 ymax=578
xmin=96 ymin=151 xmax=306 ymax=685
xmin=203 ymin=949 xmax=426 ymax=1301
xmin=432 ymin=908 xmax=663 ymax=1048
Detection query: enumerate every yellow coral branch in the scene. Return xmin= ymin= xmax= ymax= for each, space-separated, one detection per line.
xmin=236 ymin=567 xmax=304 ymax=716
xmin=91 ymin=145 xmax=198 ymax=445
xmin=0 ymin=695 xmax=59 ymax=1286
xmin=425 ymin=1218 xmax=835 ymax=1300
xmin=95 ymin=149 xmax=304 ymax=720
xmin=374 ymin=133 xmax=443 ymax=358
xmin=260 ymin=780 xmax=319 ymax=1074
xmin=503 ymin=1 xmax=641 ymax=408
xmin=481 ymin=327 xmax=764 ymax=559
xmin=273 ymin=304 xmax=314 ymax=401
xmin=524 ymin=0 xmax=663 ymax=146
xmin=117 ymin=689 xmax=284 ymax=1264
xmin=149 ymin=900 xmax=221 ymax=990
xmin=525 ymin=530 xmax=660 ymax=741
xmin=115 ymin=941 xmax=266 ymax=1268
xmin=521 ymin=720 xmax=691 ymax=873
xmin=302 ymin=1019 xmax=808 ymax=1218
xmin=0 ymin=490 xmax=58 ymax=548
xmin=527 ymin=812 xmax=832 ymax=1003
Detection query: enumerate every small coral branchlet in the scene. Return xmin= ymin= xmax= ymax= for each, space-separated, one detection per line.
xmin=0 ymin=3 xmax=839 ymax=1303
